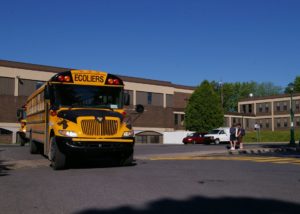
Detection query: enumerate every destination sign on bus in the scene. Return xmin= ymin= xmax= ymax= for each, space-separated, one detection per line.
xmin=71 ymin=70 xmax=107 ymax=85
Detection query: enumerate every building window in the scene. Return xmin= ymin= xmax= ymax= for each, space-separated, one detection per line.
xmin=174 ymin=114 xmax=178 ymax=125
xmin=259 ymin=120 xmax=263 ymax=129
xmin=166 ymin=94 xmax=174 ymax=107
xmin=276 ymin=103 xmax=280 ymax=111
xmin=296 ymin=118 xmax=300 ymax=127
xmin=265 ymin=119 xmax=269 ymax=128
xmin=296 ymin=101 xmax=300 ymax=111
xmin=147 ymin=92 xmax=152 ymax=105
xmin=149 ymin=136 xmax=159 ymax=143
xmin=248 ymin=104 xmax=252 ymax=113
xmin=259 ymin=104 xmax=263 ymax=113
xmin=124 ymin=90 xmax=134 ymax=105
xmin=136 ymin=136 xmax=147 ymax=144
xmin=277 ymin=119 xmax=281 ymax=128
xmin=0 ymin=77 xmax=14 ymax=95
xmin=283 ymin=102 xmax=287 ymax=111
xmin=266 ymin=122 xmax=269 ymax=128
xmin=242 ymin=105 xmax=246 ymax=113
xmin=284 ymin=119 xmax=288 ymax=127
xmin=265 ymin=104 xmax=269 ymax=112
xmin=180 ymin=114 xmax=185 ymax=126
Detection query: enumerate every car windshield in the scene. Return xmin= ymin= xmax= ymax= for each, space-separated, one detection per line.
xmin=187 ymin=133 xmax=195 ymax=137
xmin=208 ymin=129 xmax=220 ymax=134
xmin=51 ymin=84 xmax=123 ymax=109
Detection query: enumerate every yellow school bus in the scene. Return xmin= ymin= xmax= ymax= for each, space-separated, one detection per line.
xmin=16 ymin=107 xmax=28 ymax=146
xmin=25 ymin=70 xmax=139 ymax=170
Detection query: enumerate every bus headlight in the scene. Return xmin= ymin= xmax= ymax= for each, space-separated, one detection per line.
xmin=123 ymin=131 xmax=134 ymax=137
xmin=58 ymin=130 xmax=78 ymax=137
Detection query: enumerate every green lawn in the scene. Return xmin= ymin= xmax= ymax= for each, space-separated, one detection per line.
xmin=244 ymin=130 xmax=300 ymax=143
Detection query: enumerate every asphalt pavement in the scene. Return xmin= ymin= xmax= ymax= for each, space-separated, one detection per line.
xmin=1 ymin=143 xmax=300 ymax=214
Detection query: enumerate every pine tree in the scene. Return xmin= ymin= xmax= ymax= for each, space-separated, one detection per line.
xmin=184 ymin=80 xmax=224 ymax=132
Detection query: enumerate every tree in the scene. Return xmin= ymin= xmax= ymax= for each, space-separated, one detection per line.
xmin=284 ymin=76 xmax=300 ymax=93
xmin=212 ymin=81 xmax=282 ymax=112
xmin=184 ymin=80 xmax=224 ymax=132
xmin=254 ymin=82 xmax=283 ymax=96
xmin=294 ymin=77 xmax=300 ymax=92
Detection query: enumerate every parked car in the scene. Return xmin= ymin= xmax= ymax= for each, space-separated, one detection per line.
xmin=182 ymin=132 xmax=207 ymax=144
xmin=204 ymin=127 xmax=230 ymax=145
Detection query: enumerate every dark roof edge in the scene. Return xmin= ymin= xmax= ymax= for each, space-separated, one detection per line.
xmin=118 ymin=75 xmax=173 ymax=87
xmin=0 ymin=59 xmax=71 ymax=73
xmin=0 ymin=59 xmax=195 ymax=89
xmin=173 ymin=84 xmax=196 ymax=91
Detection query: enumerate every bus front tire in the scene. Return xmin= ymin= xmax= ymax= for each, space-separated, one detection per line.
xmin=17 ymin=132 xmax=26 ymax=146
xmin=50 ymin=137 xmax=67 ymax=170
xmin=120 ymin=151 xmax=134 ymax=166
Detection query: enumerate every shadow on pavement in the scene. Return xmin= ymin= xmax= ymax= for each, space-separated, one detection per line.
xmin=260 ymin=144 xmax=300 ymax=156
xmin=65 ymin=157 xmax=137 ymax=170
xmin=0 ymin=149 xmax=14 ymax=176
xmin=0 ymin=160 xmax=13 ymax=176
xmin=75 ymin=196 xmax=300 ymax=214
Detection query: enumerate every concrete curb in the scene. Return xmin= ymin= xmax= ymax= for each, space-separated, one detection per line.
xmin=228 ymin=146 xmax=300 ymax=157
xmin=136 ymin=145 xmax=300 ymax=160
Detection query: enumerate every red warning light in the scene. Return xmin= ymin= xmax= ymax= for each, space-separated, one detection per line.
xmin=57 ymin=75 xmax=64 ymax=82
xmin=113 ymin=79 xmax=120 ymax=85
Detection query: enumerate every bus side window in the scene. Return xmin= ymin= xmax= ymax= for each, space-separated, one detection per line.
xmin=45 ymin=85 xmax=50 ymax=100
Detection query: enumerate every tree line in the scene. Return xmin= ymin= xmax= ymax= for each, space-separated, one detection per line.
xmin=184 ymin=76 xmax=300 ymax=132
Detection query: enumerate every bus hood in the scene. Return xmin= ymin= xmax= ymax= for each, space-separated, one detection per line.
xmin=57 ymin=109 xmax=124 ymax=123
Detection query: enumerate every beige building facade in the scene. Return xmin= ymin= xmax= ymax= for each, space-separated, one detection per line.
xmin=225 ymin=94 xmax=300 ymax=131
xmin=1 ymin=60 xmax=294 ymax=144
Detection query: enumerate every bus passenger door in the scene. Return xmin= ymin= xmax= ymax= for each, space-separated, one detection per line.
xmin=44 ymin=101 xmax=50 ymax=156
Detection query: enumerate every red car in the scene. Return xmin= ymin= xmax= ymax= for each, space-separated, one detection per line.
xmin=182 ymin=132 xmax=207 ymax=144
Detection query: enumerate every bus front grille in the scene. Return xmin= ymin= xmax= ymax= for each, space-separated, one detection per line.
xmin=81 ymin=120 xmax=118 ymax=136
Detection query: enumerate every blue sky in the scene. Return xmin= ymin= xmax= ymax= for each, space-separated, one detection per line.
xmin=1 ymin=0 xmax=300 ymax=87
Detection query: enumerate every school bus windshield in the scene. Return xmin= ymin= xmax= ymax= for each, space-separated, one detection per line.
xmin=52 ymin=84 xmax=123 ymax=109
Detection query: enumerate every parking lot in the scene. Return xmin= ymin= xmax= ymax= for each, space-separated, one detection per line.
xmin=1 ymin=144 xmax=300 ymax=214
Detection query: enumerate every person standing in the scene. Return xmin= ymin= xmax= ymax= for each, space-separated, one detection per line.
xmin=237 ymin=123 xmax=245 ymax=149
xmin=229 ymin=124 xmax=237 ymax=150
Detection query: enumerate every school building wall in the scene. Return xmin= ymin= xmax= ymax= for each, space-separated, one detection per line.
xmin=0 ymin=60 xmax=194 ymax=143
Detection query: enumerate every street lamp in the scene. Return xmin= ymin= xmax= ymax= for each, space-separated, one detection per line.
xmin=288 ymin=83 xmax=295 ymax=146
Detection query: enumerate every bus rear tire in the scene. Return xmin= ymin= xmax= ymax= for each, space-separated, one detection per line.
xmin=29 ymin=134 xmax=39 ymax=154
xmin=50 ymin=137 xmax=67 ymax=170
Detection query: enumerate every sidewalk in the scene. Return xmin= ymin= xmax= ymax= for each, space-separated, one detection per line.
xmin=136 ymin=143 xmax=300 ymax=160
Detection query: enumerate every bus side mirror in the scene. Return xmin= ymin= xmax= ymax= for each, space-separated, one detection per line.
xmin=124 ymin=93 xmax=130 ymax=106
xmin=16 ymin=108 xmax=24 ymax=121
xmin=44 ymin=85 xmax=50 ymax=100
xmin=135 ymin=104 xmax=144 ymax=113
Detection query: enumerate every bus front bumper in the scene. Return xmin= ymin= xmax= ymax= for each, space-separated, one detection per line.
xmin=55 ymin=136 xmax=134 ymax=155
